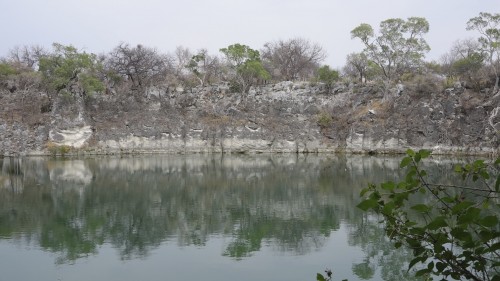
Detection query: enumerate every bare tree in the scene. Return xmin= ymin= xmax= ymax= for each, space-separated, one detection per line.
xmin=106 ymin=43 xmax=168 ymax=88
xmin=173 ymin=46 xmax=192 ymax=78
xmin=261 ymin=38 xmax=326 ymax=81
xmin=343 ymin=52 xmax=369 ymax=83
xmin=7 ymin=45 xmax=47 ymax=70
xmin=440 ymin=39 xmax=485 ymax=83
xmin=450 ymin=38 xmax=483 ymax=60
xmin=467 ymin=12 xmax=500 ymax=91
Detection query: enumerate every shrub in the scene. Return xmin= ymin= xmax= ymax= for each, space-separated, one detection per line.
xmin=46 ymin=142 xmax=72 ymax=156
xmin=405 ymin=74 xmax=443 ymax=98
xmin=0 ymin=63 xmax=17 ymax=77
xmin=316 ymin=111 xmax=333 ymax=129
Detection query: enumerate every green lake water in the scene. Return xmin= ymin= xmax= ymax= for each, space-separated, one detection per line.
xmin=0 ymin=154 xmax=454 ymax=281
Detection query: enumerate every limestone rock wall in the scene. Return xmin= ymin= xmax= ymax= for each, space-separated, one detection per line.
xmin=0 ymin=81 xmax=498 ymax=156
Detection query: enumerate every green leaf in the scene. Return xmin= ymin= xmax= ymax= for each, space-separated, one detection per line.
xmin=451 ymin=201 xmax=475 ymax=214
xmin=427 ymin=261 xmax=434 ymax=270
xmin=414 ymin=154 xmax=422 ymax=163
xmin=381 ymin=181 xmax=395 ymax=191
xmin=400 ymin=156 xmax=412 ymax=168
xmin=479 ymin=230 xmax=495 ymax=242
xmin=418 ymin=149 xmax=431 ymax=158
xmin=316 ymin=273 xmax=326 ymax=281
xmin=411 ymin=204 xmax=431 ymax=213
xmin=451 ymin=227 xmax=472 ymax=242
xmin=408 ymin=257 xmax=424 ymax=270
xmin=473 ymin=159 xmax=485 ymax=168
xmin=436 ymin=261 xmax=446 ymax=272
xmin=406 ymin=149 xmax=415 ymax=157
xmin=457 ymin=207 xmax=481 ymax=225
xmin=415 ymin=268 xmax=431 ymax=277
xmin=405 ymin=169 xmax=417 ymax=182
xmin=426 ymin=216 xmax=447 ymax=230
xmin=479 ymin=215 xmax=498 ymax=227
xmin=479 ymin=170 xmax=490 ymax=180
xmin=357 ymin=199 xmax=378 ymax=211
xmin=486 ymin=242 xmax=500 ymax=253
xmin=382 ymin=201 xmax=396 ymax=214
xmin=442 ymin=196 xmax=455 ymax=203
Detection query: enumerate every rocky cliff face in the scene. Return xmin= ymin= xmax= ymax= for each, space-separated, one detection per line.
xmin=0 ymin=81 xmax=498 ymax=156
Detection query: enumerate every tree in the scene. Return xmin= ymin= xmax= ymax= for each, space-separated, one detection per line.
xmin=39 ymin=43 xmax=104 ymax=97
xmin=220 ymin=43 xmax=270 ymax=93
xmin=467 ymin=12 xmax=500 ymax=92
xmin=440 ymin=39 xmax=486 ymax=87
xmin=0 ymin=48 xmax=44 ymax=95
xmin=171 ymin=45 xmax=192 ymax=83
xmin=7 ymin=45 xmax=47 ymax=70
xmin=351 ymin=17 xmax=430 ymax=85
xmin=106 ymin=43 xmax=168 ymax=88
xmin=358 ymin=150 xmax=500 ymax=281
xmin=186 ymin=49 xmax=221 ymax=87
xmin=0 ymin=63 xmax=17 ymax=77
xmin=262 ymin=38 xmax=326 ymax=81
xmin=343 ymin=52 xmax=368 ymax=83
xmin=316 ymin=65 xmax=339 ymax=90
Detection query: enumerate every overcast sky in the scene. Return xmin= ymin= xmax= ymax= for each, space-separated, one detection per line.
xmin=1 ymin=0 xmax=499 ymax=68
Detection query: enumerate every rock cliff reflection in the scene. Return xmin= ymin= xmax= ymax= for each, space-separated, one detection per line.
xmin=0 ymin=154 xmax=424 ymax=280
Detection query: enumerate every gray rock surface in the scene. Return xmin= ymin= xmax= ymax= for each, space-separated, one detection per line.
xmin=0 ymin=81 xmax=498 ymax=156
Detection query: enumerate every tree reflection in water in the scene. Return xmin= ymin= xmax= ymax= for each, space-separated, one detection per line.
xmin=0 ymin=154 xmax=450 ymax=279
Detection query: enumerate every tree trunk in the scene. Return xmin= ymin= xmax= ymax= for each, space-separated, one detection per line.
xmin=494 ymin=75 xmax=499 ymax=93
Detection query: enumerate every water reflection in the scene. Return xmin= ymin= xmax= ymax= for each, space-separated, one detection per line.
xmin=0 ymin=154 xmax=449 ymax=279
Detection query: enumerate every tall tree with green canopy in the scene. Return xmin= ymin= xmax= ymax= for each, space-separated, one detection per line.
xmin=467 ymin=12 xmax=500 ymax=92
xmin=351 ymin=17 xmax=430 ymax=86
xmin=220 ymin=43 xmax=270 ymax=93
xmin=38 ymin=43 xmax=104 ymax=97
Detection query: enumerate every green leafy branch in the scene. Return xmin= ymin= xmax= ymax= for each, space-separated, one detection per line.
xmin=357 ymin=149 xmax=500 ymax=281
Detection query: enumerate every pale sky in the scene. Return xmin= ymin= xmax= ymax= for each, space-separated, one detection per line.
xmin=1 ymin=0 xmax=499 ymax=68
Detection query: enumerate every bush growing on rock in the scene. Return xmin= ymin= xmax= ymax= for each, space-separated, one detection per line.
xmin=316 ymin=111 xmax=333 ymax=129
xmin=39 ymin=43 xmax=104 ymax=97
xmin=405 ymin=74 xmax=444 ymax=98
xmin=316 ymin=65 xmax=339 ymax=91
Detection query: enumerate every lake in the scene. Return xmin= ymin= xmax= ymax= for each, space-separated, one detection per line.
xmin=0 ymin=154 xmax=452 ymax=281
